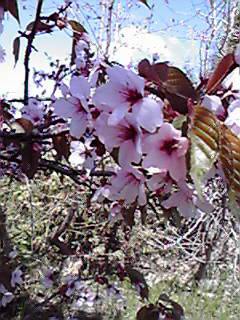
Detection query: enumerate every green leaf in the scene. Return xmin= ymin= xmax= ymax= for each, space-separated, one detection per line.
xmin=190 ymin=106 xmax=219 ymax=197
xmin=12 ymin=36 xmax=20 ymax=66
xmin=190 ymin=132 xmax=218 ymax=197
xmin=172 ymin=114 xmax=187 ymax=129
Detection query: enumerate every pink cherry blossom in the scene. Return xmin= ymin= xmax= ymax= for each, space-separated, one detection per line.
xmin=162 ymin=182 xmax=212 ymax=218
xmin=225 ymin=107 xmax=240 ymax=136
xmin=142 ymin=123 xmax=188 ymax=181
xmin=202 ymin=95 xmax=225 ymax=119
xmin=65 ymin=278 xmax=83 ymax=297
xmin=93 ymin=65 xmax=163 ymax=132
xmin=69 ymin=139 xmax=96 ymax=170
xmin=41 ymin=268 xmax=54 ymax=289
xmin=73 ymin=287 xmax=96 ymax=308
xmin=222 ymin=68 xmax=240 ymax=92
xmin=108 ymin=202 xmax=123 ymax=223
xmin=53 ymin=76 xmax=91 ymax=138
xmin=21 ymin=98 xmax=44 ymax=124
xmin=11 ymin=267 xmax=23 ymax=288
xmin=75 ymin=39 xmax=89 ymax=70
xmin=146 ymin=170 xmax=173 ymax=194
xmin=107 ymin=167 xmax=146 ymax=206
xmin=0 ymin=284 xmax=14 ymax=308
xmin=95 ymin=112 xmax=142 ymax=167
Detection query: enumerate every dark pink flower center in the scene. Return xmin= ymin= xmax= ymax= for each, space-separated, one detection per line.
xmin=126 ymin=173 xmax=140 ymax=186
xmin=160 ymin=138 xmax=179 ymax=155
xmin=118 ymin=124 xmax=138 ymax=142
xmin=125 ymin=89 xmax=142 ymax=106
xmin=76 ymin=100 xmax=85 ymax=113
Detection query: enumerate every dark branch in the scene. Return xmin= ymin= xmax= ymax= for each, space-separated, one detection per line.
xmin=24 ymin=0 xmax=44 ymax=105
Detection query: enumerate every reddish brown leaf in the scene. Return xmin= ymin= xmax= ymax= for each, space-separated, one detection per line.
xmin=125 ymin=265 xmax=149 ymax=300
xmin=159 ymin=294 xmax=185 ymax=320
xmin=68 ymin=20 xmax=87 ymax=65
xmin=13 ymin=118 xmax=33 ymax=134
xmin=68 ymin=20 xmax=87 ymax=34
xmin=26 ymin=20 xmax=53 ymax=33
xmin=206 ymin=53 xmax=237 ymax=94
xmin=138 ymin=59 xmax=168 ymax=84
xmin=0 ymin=100 xmax=13 ymax=122
xmin=56 ymin=18 xmax=66 ymax=30
xmin=49 ymin=237 xmax=74 ymax=255
xmin=138 ymin=0 xmax=151 ymax=9
xmin=21 ymin=143 xmax=40 ymax=178
xmin=12 ymin=36 xmax=20 ymax=66
xmin=47 ymin=12 xmax=59 ymax=22
xmin=139 ymin=60 xmax=197 ymax=114
xmin=52 ymin=134 xmax=70 ymax=161
xmin=1 ymin=0 xmax=20 ymax=23
xmin=163 ymin=66 xmax=197 ymax=114
xmin=219 ymin=125 xmax=240 ymax=198
xmin=136 ymin=304 xmax=160 ymax=320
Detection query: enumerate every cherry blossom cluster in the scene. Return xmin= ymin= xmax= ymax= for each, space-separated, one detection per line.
xmin=1 ymin=1 xmax=240 ymax=318
xmin=0 ymin=249 xmax=23 ymax=308
xmin=50 ymin=59 xmax=215 ymax=219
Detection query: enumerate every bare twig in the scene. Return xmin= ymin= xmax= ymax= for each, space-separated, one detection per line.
xmin=24 ymin=0 xmax=44 ymax=105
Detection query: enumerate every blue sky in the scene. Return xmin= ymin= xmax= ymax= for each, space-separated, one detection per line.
xmin=0 ymin=0 xmax=213 ymax=99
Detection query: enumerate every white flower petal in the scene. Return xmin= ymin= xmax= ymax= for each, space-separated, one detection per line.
xmin=133 ymin=97 xmax=163 ymax=132
xmin=108 ymin=104 xmax=128 ymax=126
xmin=70 ymin=76 xmax=90 ymax=100
xmin=70 ymin=114 xmax=88 ymax=138
xmin=53 ymin=98 xmax=77 ymax=118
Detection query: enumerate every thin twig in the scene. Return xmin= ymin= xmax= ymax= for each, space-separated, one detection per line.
xmin=24 ymin=0 xmax=44 ymax=105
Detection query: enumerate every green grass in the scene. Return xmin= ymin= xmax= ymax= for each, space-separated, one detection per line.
xmin=1 ymin=176 xmax=240 ymax=320
xmin=119 ymin=278 xmax=240 ymax=320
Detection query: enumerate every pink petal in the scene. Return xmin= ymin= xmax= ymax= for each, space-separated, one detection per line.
xmin=93 ymin=82 xmax=123 ymax=109
xmin=168 ymin=156 xmax=187 ymax=181
xmin=138 ymin=183 xmax=147 ymax=206
xmin=107 ymin=66 xmax=144 ymax=94
xmin=95 ymin=113 xmax=121 ymax=150
xmin=202 ymin=95 xmax=224 ymax=116
xmin=108 ymin=104 xmax=128 ymax=126
xmin=121 ymin=183 xmax=138 ymax=204
xmin=159 ymin=122 xmax=181 ymax=139
xmin=53 ymin=98 xmax=76 ymax=118
xmin=132 ymin=97 xmax=163 ymax=132
xmin=178 ymin=201 xmax=195 ymax=218
xmin=142 ymin=149 xmax=163 ymax=169
xmin=162 ymin=191 xmax=183 ymax=209
xmin=228 ymin=99 xmax=240 ymax=113
xmin=70 ymin=76 xmax=90 ymax=100
xmin=234 ymin=44 xmax=240 ymax=65
xmin=70 ymin=113 xmax=88 ymax=138
xmin=119 ymin=140 xmax=141 ymax=168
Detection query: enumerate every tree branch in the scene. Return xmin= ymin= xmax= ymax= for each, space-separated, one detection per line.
xmin=24 ymin=0 xmax=44 ymax=105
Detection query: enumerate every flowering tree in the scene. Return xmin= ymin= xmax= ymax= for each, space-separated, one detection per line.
xmin=0 ymin=0 xmax=240 ymax=319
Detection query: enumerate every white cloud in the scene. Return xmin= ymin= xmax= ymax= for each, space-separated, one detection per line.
xmin=110 ymin=26 xmax=199 ymax=70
